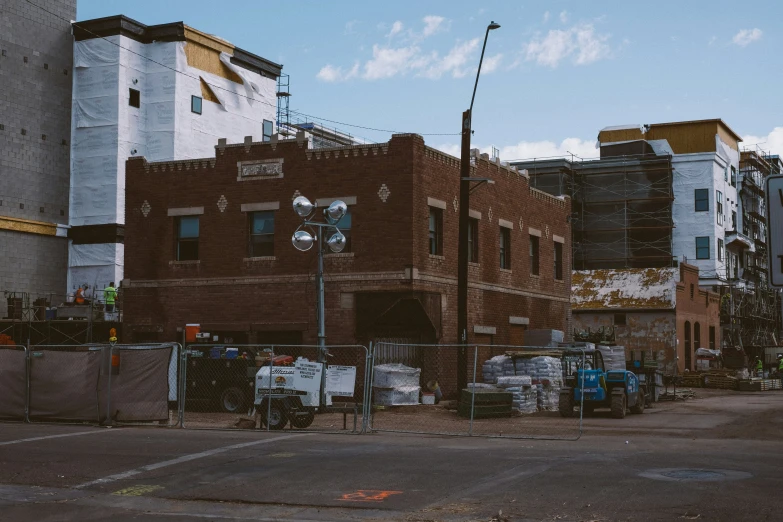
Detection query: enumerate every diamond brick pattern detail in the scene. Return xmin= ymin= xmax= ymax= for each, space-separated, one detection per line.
xmin=518 ymin=217 xmax=523 ymax=232
xmin=545 ymin=225 xmax=550 ymax=239
xmin=378 ymin=184 xmax=390 ymax=203
xmin=488 ymin=207 xmax=493 ymax=222
xmin=141 ymin=200 xmax=151 ymax=218
xmin=452 ymin=195 xmax=458 ymax=213
xmin=217 ymin=195 xmax=228 ymax=212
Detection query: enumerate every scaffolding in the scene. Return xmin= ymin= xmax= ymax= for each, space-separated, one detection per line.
xmin=2 ymin=290 xmax=120 ymax=345
xmin=512 ymin=151 xmax=675 ymax=269
xmin=716 ymin=148 xmax=783 ymax=354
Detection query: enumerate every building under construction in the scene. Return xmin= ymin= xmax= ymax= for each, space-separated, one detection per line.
xmin=511 ymin=119 xmax=782 ymax=365
xmin=512 ymin=142 xmax=675 ymax=270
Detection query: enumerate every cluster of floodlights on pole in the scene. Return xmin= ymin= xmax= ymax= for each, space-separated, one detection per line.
xmin=291 ymin=195 xmax=348 ymax=363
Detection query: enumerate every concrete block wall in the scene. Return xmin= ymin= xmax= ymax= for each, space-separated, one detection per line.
xmin=0 ymin=0 xmax=75 ymax=315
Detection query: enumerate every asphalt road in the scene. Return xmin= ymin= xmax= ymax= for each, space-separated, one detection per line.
xmin=1 ymin=390 xmax=781 ymax=522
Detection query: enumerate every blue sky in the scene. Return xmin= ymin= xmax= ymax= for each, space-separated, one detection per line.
xmin=77 ymin=0 xmax=782 ymax=159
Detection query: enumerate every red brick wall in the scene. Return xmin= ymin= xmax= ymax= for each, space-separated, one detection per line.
xmin=123 ymin=134 xmax=572 ymax=364
xmin=675 ymin=263 xmax=721 ymax=372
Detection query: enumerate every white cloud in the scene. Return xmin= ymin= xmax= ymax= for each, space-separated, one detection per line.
xmin=387 ymin=21 xmax=404 ymax=38
xmin=742 ymin=127 xmax=783 ymax=157
xmin=524 ymin=24 xmax=611 ymax=68
xmin=363 ymin=45 xmax=421 ymax=80
xmin=344 ymin=20 xmax=360 ymax=35
xmin=434 ymin=138 xmax=598 ymax=162
xmin=317 ymin=16 xmax=483 ymax=82
xmin=482 ymin=53 xmax=503 ymax=74
xmin=423 ymin=15 xmax=446 ymax=37
xmin=559 ymin=11 xmax=569 ymax=23
xmin=421 ymin=38 xmax=480 ymax=79
xmin=316 ymin=62 xmax=359 ymax=82
xmin=708 ymin=35 xmax=717 ymax=46
xmin=732 ymin=28 xmax=762 ymax=47
xmin=543 ymin=11 xmax=550 ymax=23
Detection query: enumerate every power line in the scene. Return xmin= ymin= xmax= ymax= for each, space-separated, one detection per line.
xmin=26 ymin=0 xmax=460 ymax=138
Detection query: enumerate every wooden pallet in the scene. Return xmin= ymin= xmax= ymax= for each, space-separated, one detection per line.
xmin=702 ymin=374 xmax=737 ymax=390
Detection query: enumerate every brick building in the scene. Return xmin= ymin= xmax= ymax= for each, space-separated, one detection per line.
xmin=572 ymin=263 xmax=720 ymax=373
xmin=122 ymin=133 xmax=571 ymax=382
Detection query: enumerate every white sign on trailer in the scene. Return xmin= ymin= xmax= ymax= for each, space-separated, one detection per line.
xmin=766 ymin=175 xmax=783 ymax=287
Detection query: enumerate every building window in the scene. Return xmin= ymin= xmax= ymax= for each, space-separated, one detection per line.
xmin=554 ymin=241 xmax=563 ymax=280
xmin=468 ymin=218 xmax=479 ymax=263
xmin=694 ymin=322 xmax=701 ymax=349
xmin=428 ymin=207 xmax=443 ymax=255
xmin=191 ymin=95 xmax=202 ymax=114
xmin=695 ymin=236 xmax=710 ymax=259
xmin=718 ymin=238 xmax=724 ymax=261
xmin=176 ymin=216 xmax=199 ymax=261
xmin=694 ymin=189 xmax=709 ymax=212
xmin=690 ymin=283 xmax=694 ymax=299
xmin=529 ymin=235 xmax=540 ymax=275
xmin=129 ymin=88 xmax=140 ymax=108
xmin=338 ymin=208 xmax=352 ymax=253
xmin=263 ymin=120 xmax=274 ymax=142
xmin=249 ymin=211 xmax=274 ymax=257
xmin=709 ymin=326 xmax=716 ymax=350
xmin=614 ymin=313 xmax=626 ymax=326
xmin=716 ymin=190 xmax=723 ymax=225
xmin=731 ymin=210 xmax=737 ymax=231
xmin=730 ymin=166 xmax=737 ymax=187
xmin=499 ymin=227 xmax=511 ymax=269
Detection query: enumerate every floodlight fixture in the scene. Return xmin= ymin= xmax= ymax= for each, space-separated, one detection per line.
xmin=488 ymin=21 xmax=500 ymax=30
xmin=293 ymin=196 xmax=315 ymax=218
xmin=325 ymin=200 xmax=347 ymax=223
xmin=326 ymin=231 xmax=346 ymax=253
xmin=292 ymin=230 xmax=315 ymax=251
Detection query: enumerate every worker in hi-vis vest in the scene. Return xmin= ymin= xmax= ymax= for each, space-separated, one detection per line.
xmin=103 ymin=282 xmax=117 ymax=313
xmin=777 ymin=354 xmax=783 ymax=378
xmin=754 ymin=357 xmax=763 ymax=378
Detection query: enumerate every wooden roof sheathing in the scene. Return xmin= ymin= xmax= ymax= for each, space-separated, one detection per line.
xmin=572 ymin=268 xmax=677 ymax=310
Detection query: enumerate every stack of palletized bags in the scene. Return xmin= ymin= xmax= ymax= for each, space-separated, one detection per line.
xmin=496 ymin=375 xmax=537 ymax=414
xmin=373 ymin=363 xmax=421 ymax=406
xmin=481 ymin=355 xmax=513 ymax=385
xmin=515 ymin=356 xmax=564 ymax=412
xmin=597 ymin=345 xmax=627 ymax=371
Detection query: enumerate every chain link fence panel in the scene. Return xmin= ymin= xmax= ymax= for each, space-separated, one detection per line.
xmin=22 ymin=343 xmax=180 ymax=426
xmin=181 ymin=344 xmax=370 ymax=434
xmin=368 ymin=343 xmax=587 ymax=440
xmin=0 ymin=345 xmax=28 ymax=422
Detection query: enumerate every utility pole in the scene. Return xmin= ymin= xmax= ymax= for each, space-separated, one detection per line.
xmin=456 ymin=21 xmax=500 ymax=393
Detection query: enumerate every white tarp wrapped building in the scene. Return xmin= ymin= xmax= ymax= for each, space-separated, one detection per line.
xmin=68 ymin=16 xmax=281 ymax=292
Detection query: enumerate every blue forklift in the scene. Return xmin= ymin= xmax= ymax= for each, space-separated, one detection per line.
xmin=558 ymin=347 xmax=646 ymax=419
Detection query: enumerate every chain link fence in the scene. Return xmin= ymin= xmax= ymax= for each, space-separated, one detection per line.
xmin=367 ymin=343 xmax=587 ymax=440
xmin=0 ymin=343 xmax=181 ymax=426
xmin=0 ymin=344 xmax=29 ymax=422
xmin=180 ymin=344 xmax=370 ymax=434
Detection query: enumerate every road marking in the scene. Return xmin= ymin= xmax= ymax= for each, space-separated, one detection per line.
xmin=113 ymin=484 xmax=163 ymax=496
xmin=268 ymin=452 xmax=295 ymax=458
xmin=75 ymin=433 xmax=308 ymax=489
xmin=0 ymin=429 xmax=120 ymax=447
xmin=338 ymin=490 xmax=402 ymax=503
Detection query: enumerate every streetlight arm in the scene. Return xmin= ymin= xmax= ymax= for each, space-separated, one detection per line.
xmin=470 ymin=25 xmax=493 ymax=114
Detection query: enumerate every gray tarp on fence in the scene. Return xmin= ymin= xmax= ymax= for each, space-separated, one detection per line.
xmin=0 ymin=348 xmax=27 ymax=419
xmin=29 ymin=348 xmax=102 ymax=421
xmin=100 ymin=346 xmax=172 ymax=422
